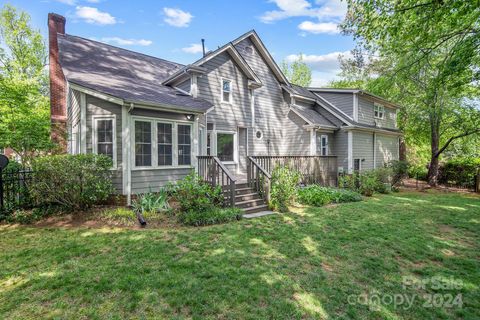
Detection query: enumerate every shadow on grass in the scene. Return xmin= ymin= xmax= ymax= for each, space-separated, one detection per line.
xmin=0 ymin=191 xmax=479 ymax=319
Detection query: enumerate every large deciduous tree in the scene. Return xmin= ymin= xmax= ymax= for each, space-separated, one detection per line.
xmin=0 ymin=5 xmax=51 ymax=163
xmin=281 ymin=54 xmax=312 ymax=87
xmin=340 ymin=0 xmax=480 ymax=186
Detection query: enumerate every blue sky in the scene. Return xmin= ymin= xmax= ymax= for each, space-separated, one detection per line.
xmin=6 ymin=0 xmax=355 ymax=85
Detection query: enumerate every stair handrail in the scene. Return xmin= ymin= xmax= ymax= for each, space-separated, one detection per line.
xmin=247 ymin=156 xmax=271 ymax=203
xmin=197 ymin=155 xmax=237 ymax=207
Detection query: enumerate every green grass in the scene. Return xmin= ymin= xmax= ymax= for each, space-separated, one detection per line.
xmin=0 ymin=191 xmax=479 ymax=319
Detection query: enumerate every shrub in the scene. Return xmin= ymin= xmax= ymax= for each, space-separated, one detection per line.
xmin=270 ymin=166 xmax=301 ymax=212
xmin=178 ymin=207 xmax=242 ymax=226
xmin=439 ymin=158 xmax=480 ymax=188
xmin=100 ymin=207 xmax=137 ymax=225
xmin=5 ymin=205 xmax=60 ymax=224
xmin=297 ymin=185 xmax=362 ymax=207
xmin=408 ymin=164 xmax=428 ymax=181
xmin=30 ymin=154 xmax=114 ymax=211
xmin=389 ymin=160 xmax=409 ymax=186
xmin=173 ymin=172 xmax=223 ymax=213
xmin=132 ymin=190 xmax=170 ymax=215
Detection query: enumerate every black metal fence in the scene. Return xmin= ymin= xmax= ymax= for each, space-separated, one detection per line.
xmin=0 ymin=168 xmax=34 ymax=215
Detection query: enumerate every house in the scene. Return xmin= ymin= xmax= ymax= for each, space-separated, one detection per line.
xmin=48 ymin=13 xmax=402 ymax=208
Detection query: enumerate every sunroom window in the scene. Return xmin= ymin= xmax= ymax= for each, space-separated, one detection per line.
xmin=222 ymin=79 xmax=232 ymax=103
xmin=177 ymin=124 xmax=191 ymax=165
xmin=135 ymin=121 xmax=152 ymax=167
xmin=157 ymin=122 xmax=172 ymax=166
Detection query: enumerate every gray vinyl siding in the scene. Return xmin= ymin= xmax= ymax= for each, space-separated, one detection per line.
xmin=131 ymin=168 xmax=192 ymax=194
xmin=358 ymin=96 xmax=397 ymax=129
xmin=333 ymin=130 xmax=348 ymax=171
xmin=316 ymin=92 xmax=354 ymax=118
xmin=235 ymin=37 xmax=309 ymax=156
xmin=176 ymin=79 xmax=191 ymax=94
xmin=68 ymin=89 xmax=81 ymax=154
xmin=375 ymin=134 xmax=399 ymax=167
xmin=283 ymin=111 xmax=311 ymax=155
xmin=85 ymin=95 xmax=123 ymax=192
xmin=352 ymin=131 xmax=374 ymax=170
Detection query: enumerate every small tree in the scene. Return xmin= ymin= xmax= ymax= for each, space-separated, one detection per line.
xmin=281 ymin=54 xmax=312 ymax=87
xmin=0 ymin=5 xmax=52 ymax=163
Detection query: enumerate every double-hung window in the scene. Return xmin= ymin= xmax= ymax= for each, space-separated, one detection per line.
xmin=320 ymin=135 xmax=328 ymax=156
xmin=93 ymin=116 xmax=116 ymax=167
xmin=221 ymin=79 xmax=232 ymax=103
xmin=374 ymin=103 xmax=385 ymax=119
xmin=134 ymin=119 xmax=192 ymax=168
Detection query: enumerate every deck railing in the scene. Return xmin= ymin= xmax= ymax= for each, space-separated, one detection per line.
xmin=251 ymin=155 xmax=338 ymax=187
xmin=247 ymin=156 xmax=271 ymax=203
xmin=197 ymin=156 xmax=237 ymax=207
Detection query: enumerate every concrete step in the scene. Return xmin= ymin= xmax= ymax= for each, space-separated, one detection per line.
xmin=243 ymin=204 xmax=269 ymax=214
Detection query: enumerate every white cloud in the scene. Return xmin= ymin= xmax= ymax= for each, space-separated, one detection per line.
xmin=86 ymin=0 xmax=101 ymax=3
xmin=75 ymin=6 xmax=116 ymax=25
xmin=286 ymin=51 xmax=351 ymax=85
xmin=298 ymin=21 xmax=339 ymax=34
xmin=54 ymin=0 xmax=76 ymax=5
xmin=101 ymin=37 xmax=152 ymax=46
xmin=260 ymin=0 xmax=346 ymax=34
xmin=163 ymin=8 xmax=193 ymax=27
xmin=182 ymin=43 xmax=208 ymax=54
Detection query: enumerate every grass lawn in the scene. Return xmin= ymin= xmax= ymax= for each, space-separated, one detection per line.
xmin=1 ymin=190 xmax=479 ymax=319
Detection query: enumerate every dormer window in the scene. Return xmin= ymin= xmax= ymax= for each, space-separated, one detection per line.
xmin=222 ymin=79 xmax=232 ymax=103
xmin=374 ymin=103 xmax=384 ymax=119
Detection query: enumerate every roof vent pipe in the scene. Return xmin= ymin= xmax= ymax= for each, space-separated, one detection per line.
xmin=201 ymin=39 xmax=206 ymax=57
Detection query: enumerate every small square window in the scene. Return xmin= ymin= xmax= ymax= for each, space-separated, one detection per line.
xmin=374 ymin=103 xmax=385 ymax=119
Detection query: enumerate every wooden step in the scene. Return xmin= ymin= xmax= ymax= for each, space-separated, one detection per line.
xmin=236 ymin=198 xmax=267 ymax=209
xmin=243 ymin=204 xmax=269 ymax=214
xmin=235 ymin=192 xmax=261 ymax=202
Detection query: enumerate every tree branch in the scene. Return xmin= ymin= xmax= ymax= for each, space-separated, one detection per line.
xmin=434 ymin=129 xmax=480 ymax=158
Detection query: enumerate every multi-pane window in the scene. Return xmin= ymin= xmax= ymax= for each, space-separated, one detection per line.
xmin=157 ymin=123 xmax=172 ymax=166
xmin=374 ymin=103 xmax=385 ymax=119
xmin=217 ymin=133 xmax=234 ymax=162
xmin=178 ymin=124 xmax=191 ymax=165
xmin=94 ymin=117 xmax=115 ymax=166
xmin=135 ymin=121 xmax=152 ymax=167
xmin=222 ymin=79 xmax=231 ymax=103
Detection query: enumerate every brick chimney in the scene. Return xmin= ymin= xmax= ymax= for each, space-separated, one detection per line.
xmin=48 ymin=13 xmax=67 ymax=151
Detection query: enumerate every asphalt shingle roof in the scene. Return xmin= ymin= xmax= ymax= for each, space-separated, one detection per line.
xmin=292 ymin=105 xmax=338 ymax=128
xmin=57 ymin=34 xmax=213 ymax=113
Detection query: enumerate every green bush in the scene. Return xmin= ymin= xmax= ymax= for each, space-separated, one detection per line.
xmin=30 ymin=154 xmax=114 ymax=211
xmin=389 ymin=160 xmax=409 ymax=186
xmin=178 ymin=207 xmax=242 ymax=226
xmin=132 ymin=190 xmax=170 ymax=215
xmin=173 ymin=172 xmax=223 ymax=213
xmin=270 ymin=166 xmax=301 ymax=212
xmin=297 ymin=185 xmax=362 ymax=207
xmin=408 ymin=164 xmax=428 ymax=181
xmin=5 ymin=205 xmax=60 ymax=224
xmin=439 ymin=158 xmax=480 ymax=188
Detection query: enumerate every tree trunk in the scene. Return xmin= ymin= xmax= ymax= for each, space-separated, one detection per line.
xmin=427 ymin=122 xmax=440 ymax=186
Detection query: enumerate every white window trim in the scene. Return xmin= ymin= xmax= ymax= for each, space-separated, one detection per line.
xmin=374 ymin=103 xmax=385 ymax=120
xmin=221 ymin=78 xmax=233 ymax=104
xmin=131 ymin=116 xmax=194 ymax=170
xmin=92 ymin=115 xmax=117 ymax=169
xmin=320 ymin=134 xmax=328 ymax=156
xmin=215 ymin=130 xmax=237 ymax=164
